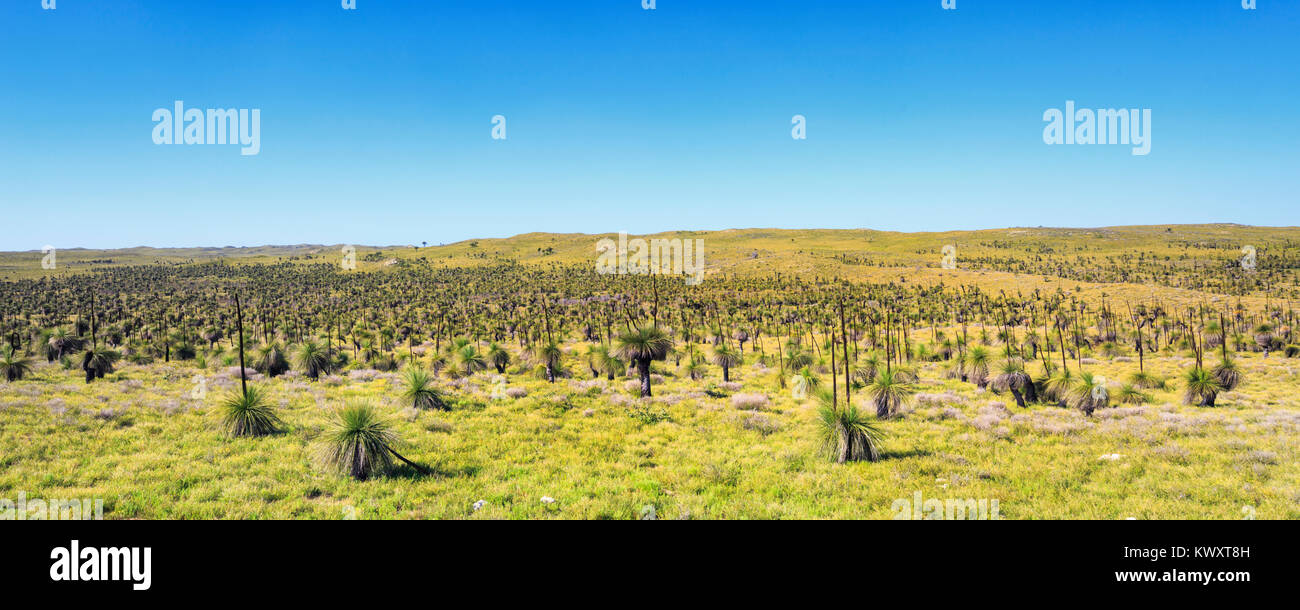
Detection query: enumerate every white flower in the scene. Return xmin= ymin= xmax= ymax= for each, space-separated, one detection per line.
xmin=540 ymin=496 xmax=555 ymax=504
xmin=1099 ymin=453 xmax=1123 ymax=461
xmin=472 ymin=500 xmax=486 ymax=511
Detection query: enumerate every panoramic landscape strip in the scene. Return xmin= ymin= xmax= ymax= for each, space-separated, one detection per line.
xmin=2 ymin=225 xmax=1297 ymax=519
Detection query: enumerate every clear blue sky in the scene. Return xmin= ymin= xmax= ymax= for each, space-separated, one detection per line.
xmin=2 ymin=0 xmax=1296 ymax=250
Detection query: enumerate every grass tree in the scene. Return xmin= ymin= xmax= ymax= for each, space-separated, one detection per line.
xmin=614 ymin=325 xmax=673 ymax=397
xmin=1116 ymin=383 xmax=1149 ymax=405
xmin=591 ymin=344 xmax=623 ymax=380
xmin=294 ymin=339 xmax=332 ymax=380
xmin=1210 ymin=357 xmax=1242 ymax=392
xmin=451 ymin=344 xmax=488 ymax=378
xmin=0 ymin=344 xmax=34 ymax=382
xmin=253 ymin=342 xmax=290 ymax=377
xmin=683 ymin=356 xmax=707 ymax=380
xmin=1069 ymin=371 xmax=1109 ymax=416
xmin=401 ymin=367 xmax=447 ymax=410
xmin=1183 ymin=367 xmax=1222 ymax=407
xmin=814 ymin=389 xmax=884 ymax=463
xmin=318 ymin=401 xmax=431 ymax=480
xmin=531 ymin=341 xmax=563 ymax=383
xmin=852 ymin=352 xmax=882 ymax=386
xmin=795 ymin=365 xmax=821 ymax=393
xmin=219 ymin=293 xmax=281 ymax=437
xmin=990 ymin=359 xmax=1034 ymax=408
xmin=45 ymin=326 xmax=82 ymax=362
xmin=80 ymin=346 xmax=120 ymax=383
xmin=1042 ymin=367 xmax=1074 ymax=407
xmin=1127 ymin=370 xmax=1163 ymax=390
xmin=710 ymin=344 xmax=742 ymax=382
xmin=867 ymin=368 xmax=915 ymax=419
xmin=486 ymin=342 xmax=511 ymax=373
xmin=966 ymin=346 xmax=991 ymax=388
xmin=219 ymin=385 xmax=282 ymax=437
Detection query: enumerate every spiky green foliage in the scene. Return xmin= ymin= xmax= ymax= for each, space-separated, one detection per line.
xmin=1043 ymin=368 xmax=1074 ymax=405
xmin=401 ymin=367 xmax=447 ymax=410
xmin=966 ymin=346 xmax=991 ymax=388
xmin=45 ymin=326 xmax=83 ymax=362
xmin=442 ymin=336 xmax=473 ymax=357
xmin=710 ymin=344 xmax=743 ymax=382
xmin=0 ymin=344 xmax=34 ymax=382
xmin=294 ymin=339 xmax=332 ymax=380
xmin=1127 ymin=370 xmax=1163 ymax=390
xmin=796 ymin=365 xmax=822 ymax=392
xmin=683 ymin=357 xmax=707 ymax=380
xmin=587 ymin=344 xmax=623 ymax=380
xmin=531 ymin=341 xmax=564 ymax=383
xmin=785 ymin=348 xmax=814 ymax=371
xmin=892 ymin=366 xmax=920 ymax=384
xmin=614 ymin=325 xmax=673 ymax=397
xmin=945 ymin=352 xmax=967 ymax=380
xmin=1116 ymin=383 xmax=1149 ymax=405
xmin=317 ymin=402 xmax=398 ymax=480
xmin=1210 ymin=358 xmax=1242 ymax=392
xmin=1183 ymin=367 xmax=1222 ymax=407
xmin=451 ymin=344 xmax=488 ymax=378
xmin=1069 ymin=371 xmax=1109 ymax=416
xmin=867 ymin=368 xmax=916 ymax=419
xmin=218 ymin=386 xmax=281 ymax=437
xmin=253 ymin=342 xmax=290 ymax=377
xmin=486 ymin=342 xmax=511 ymax=373
xmin=80 ymin=346 xmax=120 ymax=383
xmin=990 ymin=359 xmax=1033 ymax=407
xmin=852 ymin=353 xmax=882 ymax=386
xmin=815 ymin=391 xmax=884 ymax=463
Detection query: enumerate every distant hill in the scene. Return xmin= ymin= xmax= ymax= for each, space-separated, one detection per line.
xmin=2 ymin=225 xmax=1296 ymax=306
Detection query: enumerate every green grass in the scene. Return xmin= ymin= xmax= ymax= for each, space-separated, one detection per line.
xmin=2 ymin=341 xmax=1296 ymax=519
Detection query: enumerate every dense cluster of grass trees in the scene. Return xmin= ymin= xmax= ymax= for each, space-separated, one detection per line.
xmin=832 ymin=236 xmax=1300 ymax=298
xmin=2 ymin=259 xmax=1296 ymax=472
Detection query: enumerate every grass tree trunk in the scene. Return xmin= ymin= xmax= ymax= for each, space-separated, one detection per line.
xmin=637 ymin=358 xmax=652 ymax=397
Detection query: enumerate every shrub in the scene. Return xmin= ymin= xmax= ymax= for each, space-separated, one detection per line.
xmin=218 ymin=386 xmax=281 ymax=437
xmin=730 ymin=393 xmax=770 ymax=410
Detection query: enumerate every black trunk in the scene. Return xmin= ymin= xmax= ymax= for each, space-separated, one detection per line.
xmin=637 ymin=358 xmax=652 ymax=397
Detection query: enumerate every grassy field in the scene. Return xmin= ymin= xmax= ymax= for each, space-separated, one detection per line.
xmin=2 ymin=338 xmax=1296 ymax=519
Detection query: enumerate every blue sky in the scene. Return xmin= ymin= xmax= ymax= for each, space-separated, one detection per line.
xmin=2 ymin=0 xmax=1297 ymax=249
